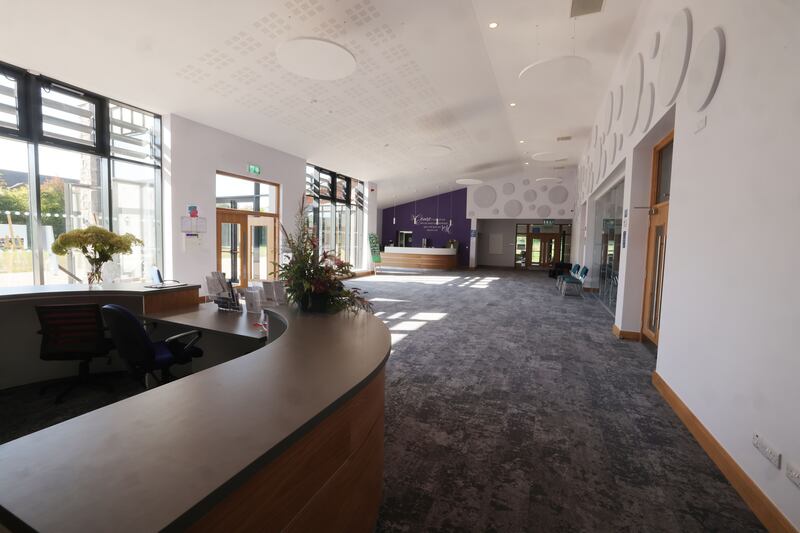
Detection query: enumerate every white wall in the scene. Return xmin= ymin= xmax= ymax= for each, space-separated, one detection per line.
xmin=574 ymin=0 xmax=800 ymax=525
xmin=163 ymin=115 xmax=306 ymax=290
xmin=466 ymin=170 xmax=577 ymax=220
xmin=476 ymin=218 xmax=571 ymax=268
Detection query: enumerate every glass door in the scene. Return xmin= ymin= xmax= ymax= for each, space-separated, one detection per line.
xmin=217 ymin=211 xmax=245 ymax=285
xmin=248 ymin=214 xmax=277 ymax=282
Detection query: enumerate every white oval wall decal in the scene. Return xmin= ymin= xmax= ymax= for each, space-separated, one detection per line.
xmin=623 ymin=53 xmax=644 ymax=135
xmin=616 ymin=84 xmax=624 ymax=120
xmin=658 ymin=8 xmax=693 ymax=107
xmin=650 ymin=31 xmax=661 ymax=59
xmin=687 ymin=27 xmax=726 ymax=112
xmin=641 ymin=82 xmax=656 ymax=133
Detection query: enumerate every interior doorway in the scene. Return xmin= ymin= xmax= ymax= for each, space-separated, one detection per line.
xmin=216 ymin=210 xmax=278 ymax=286
xmin=641 ymin=131 xmax=674 ymax=345
xmin=514 ymin=223 xmax=571 ymax=269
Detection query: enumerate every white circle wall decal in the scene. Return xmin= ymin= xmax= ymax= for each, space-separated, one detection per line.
xmin=623 ymin=53 xmax=644 ymax=135
xmin=687 ymin=27 xmax=726 ymax=112
xmin=504 ymin=200 xmax=523 ymax=217
xmin=537 ymin=205 xmax=552 ymax=218
xmin=276 ymin=38 xmax=357 ymax=80
xmin=602 ymin=92 xmax=614 ymax=134
xmin=502 ymin=183 xmax=516 ymax=195
xmin=524 ymin=190 xmax=538 ymax=202
xmin=474 ymin=185 xmax=497 ymax=208
xmin=641 ymin=82 xmax=656 ymax=133
xmin=548 ymin=186 xmax=569 ymax=204
xmin=558 ymin=209 xmax=566 ymax=216
xmin=650 ymin=31 xmax=661 ymax=59
xmin=658 ymin=8 xmax=693 ymax=107
xmin=492 ymin=208 xmax=500 ymax=215
xmin=616 ymin=85 xmax=624 ymax=120
xmin=522 ymin=178 xmax=531 ymax=186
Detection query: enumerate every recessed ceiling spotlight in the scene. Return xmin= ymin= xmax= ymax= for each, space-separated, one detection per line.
xmin=519 ymin=140 xmax=525 ymax=144
xmin=524 ymin=162 xmax=530 ymax=165
xmin=509 ymin=102 xmax=517 ymax=107
xmin=488 ymin=22 xmax=499 ymax=29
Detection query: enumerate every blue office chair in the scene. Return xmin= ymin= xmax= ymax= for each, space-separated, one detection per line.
xmin=562 ymin=266 xmax=589 ymax=297
xmin=101 ymin=304 xmax=203 ymax=388
xmin=556 ymin=263 xmax=581 ymax=291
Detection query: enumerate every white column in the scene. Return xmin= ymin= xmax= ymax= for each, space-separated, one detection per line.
xmin=469 ymin=218 xmax=478 ymax=269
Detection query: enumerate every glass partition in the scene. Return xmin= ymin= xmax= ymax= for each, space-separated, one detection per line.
xmin=592 ymin=181 xmax=625 ymax=312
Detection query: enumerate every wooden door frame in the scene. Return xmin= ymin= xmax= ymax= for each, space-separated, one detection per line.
xmin=641 ymin=130 xmax=674 ymax=344
xmin=216 ymin=208 xmax=280 ymax=286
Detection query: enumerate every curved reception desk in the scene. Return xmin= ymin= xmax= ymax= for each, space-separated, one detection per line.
xmin=0 ymin=287 xmax=391 ymax=532
xmin=380 ymin=246 xmax=458 ymax=270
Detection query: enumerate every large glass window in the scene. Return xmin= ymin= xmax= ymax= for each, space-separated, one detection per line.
xmin=305 ymin=163 xmax=366 ymax=269
xmin=0 ymin=137 xmax=33 ymax=285
xmin=0 ymin=62 xmax=162 ymax=287
xmin=592 ymin=181 xmax=625 ymax=312
xmin=215 ymin=173 xmax=278 ymax=213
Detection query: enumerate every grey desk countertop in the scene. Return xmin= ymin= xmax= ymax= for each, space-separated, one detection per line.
xmin=0 ymin=282 xmax=201 ymax=302
xmin=0 ymin=304 xmax=391 ymax=532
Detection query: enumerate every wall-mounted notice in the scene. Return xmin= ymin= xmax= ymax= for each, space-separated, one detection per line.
xmin=180 ymin=216 xmax=207 ymax=233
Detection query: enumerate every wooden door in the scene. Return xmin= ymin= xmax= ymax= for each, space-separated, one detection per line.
xmin=217 ymin=210 xmax=248 ymax=286
xmin=642 ymin=132 xmax=674 ymax=344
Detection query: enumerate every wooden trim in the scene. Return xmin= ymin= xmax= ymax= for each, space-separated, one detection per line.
xmin=611 ymin=324 xmax=642 ymax=341
xmin=380 ymin=252 xmax=457 ymax=270
xmin=651 ymin=372 xmax=797 ymax=533
xmin=582 ymin=286 xmax=599 ymax=293
xmin=188 ymin=369 xmax=385 ymax=532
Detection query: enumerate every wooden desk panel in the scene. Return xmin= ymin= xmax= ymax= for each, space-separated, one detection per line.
xmin=380 ymin=251 xmax=458 ymax=270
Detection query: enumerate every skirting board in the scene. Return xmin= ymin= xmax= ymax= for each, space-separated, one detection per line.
xmin=611 ymin=324 xmax=642 ymax=341
xmin=651 ymin=372 xmax=797 ymax=533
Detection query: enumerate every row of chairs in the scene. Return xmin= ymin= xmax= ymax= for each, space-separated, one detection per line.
xmin=556 ymin=264 xmax=589 ymax=297
xmin=36 ymin=304 xmax=203 ymax=403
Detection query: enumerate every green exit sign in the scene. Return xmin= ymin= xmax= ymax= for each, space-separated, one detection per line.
xmin=543 ymin=219 xmax=555 ymax=225
xmin=248 ymin=163 xmax=261 ymax=176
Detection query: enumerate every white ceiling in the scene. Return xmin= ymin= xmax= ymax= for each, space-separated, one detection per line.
xmin=1 ymin=0 xmax=640 ymax=207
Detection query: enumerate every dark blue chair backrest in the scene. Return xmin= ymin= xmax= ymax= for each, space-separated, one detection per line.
xmin=571 ymin=264 xmax=581 ymax=275
xmin=579 ymin=266 xmax=589 ymax=279
xmin=101 ymin=304 xmax=155 ymax=369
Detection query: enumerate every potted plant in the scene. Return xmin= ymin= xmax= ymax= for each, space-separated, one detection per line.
xmin=51 ymin=226 xmax=143 ymax=286
xmin=277 ymin=202 xmax=372 ymax=314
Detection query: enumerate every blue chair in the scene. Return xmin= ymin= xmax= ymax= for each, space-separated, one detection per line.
xmin=101 ymin=304 xmax=203 ymax=388
xmin=556 ymin=263 xmax=581 ymax=291
xmin=562 ymin=266 xmax=589 ymax=297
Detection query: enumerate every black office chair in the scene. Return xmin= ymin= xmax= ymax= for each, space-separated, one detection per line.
xmin=35 ymin=304 xmax=115 ymax=403
xmin=101 ymin=304 xmax=203 ymax=388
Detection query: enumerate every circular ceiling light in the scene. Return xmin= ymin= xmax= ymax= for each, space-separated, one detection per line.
xmin=456 ymin=178 xmax=484 ymax=185
xmin=276 ymin=38 xmax=357 ymax=80
xmin=519 ymin=140 xmax=526 ymax=144
xmin=509 ymin=102 xmax=517 ymax=107
xmin=531 ymin=152 xmax=568 ymax=163
xmin=518 ymin=55 xmax=591 ymax=81
xmin=409 ymin=144 xmax=452 ymax=157
xmin=536 ymin=177 xmax=563 ymax=183
xmin=488 ymin=22 xmax=499 ymax=29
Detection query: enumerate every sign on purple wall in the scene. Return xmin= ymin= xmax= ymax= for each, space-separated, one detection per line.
xmin=381 ymin=188 xmax=470 ymax=267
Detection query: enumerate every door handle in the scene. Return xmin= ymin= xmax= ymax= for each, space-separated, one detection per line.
xmin=648 ymin=207 xmax=659 ymax=216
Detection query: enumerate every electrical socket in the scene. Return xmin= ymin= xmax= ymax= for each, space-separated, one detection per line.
xmin=752 ymin=433 xmax=781 ymax=469
xmin=787 ymin=462 xmax=800 ymax=490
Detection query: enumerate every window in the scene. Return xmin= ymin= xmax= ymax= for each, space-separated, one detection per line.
xmin=215 ymin=172 xmax=278 ymax=213
xmin=109 ymin=102 xmax=160 ymax=164
xmin=0 ymin=73 xmax=20 ymax=131
xmin=0 ymin=62 xmax=162 ymax=287
xmin=41 ymin=85 xmax=98 ymax=147
xmin=305 ymin=163 xmax=366 ymax=270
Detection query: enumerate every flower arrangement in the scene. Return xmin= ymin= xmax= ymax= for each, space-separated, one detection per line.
xmin=277 ymin=202 xmax=372 ymax=314
xmin=51 ymin=226 xmax=143 ymax=285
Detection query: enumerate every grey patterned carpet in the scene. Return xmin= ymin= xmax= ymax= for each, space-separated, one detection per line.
xmin=351 ymin=269 xmax=763 ymax=533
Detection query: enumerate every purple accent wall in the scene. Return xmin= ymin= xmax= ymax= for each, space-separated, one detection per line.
xmin=380 ymin=188 xmax=470 ymax=267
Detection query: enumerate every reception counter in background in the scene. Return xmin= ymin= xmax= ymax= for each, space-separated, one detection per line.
xmin=380 ymin=246 xmax=458 ymax=270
